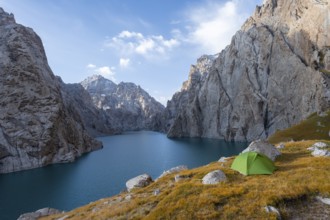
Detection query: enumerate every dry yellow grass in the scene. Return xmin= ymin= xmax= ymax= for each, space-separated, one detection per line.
xmin=268 ymin=110 xmax=330 ymax=144
xmin=43 ymin=140 xmax=330 ymax=220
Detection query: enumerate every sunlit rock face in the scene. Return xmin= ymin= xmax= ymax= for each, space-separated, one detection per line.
xmin=166 ymin=0 xmax=330 ymax=141
xmin=0 ymin=8 xmax=102 ymax=173
xmin=81 ymin=75 xmax=165 ymax=132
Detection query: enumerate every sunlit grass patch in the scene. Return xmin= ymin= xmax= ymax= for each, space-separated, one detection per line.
xmin=268 ymin=110 xmax=330 ymax=144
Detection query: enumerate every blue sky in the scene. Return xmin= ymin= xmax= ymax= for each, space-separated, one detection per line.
xmin=0 ymin=0 xmax=262 ymax=105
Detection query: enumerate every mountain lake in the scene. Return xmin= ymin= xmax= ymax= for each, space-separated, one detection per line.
xmin=0 ymin=131 xmax=248 ymax=220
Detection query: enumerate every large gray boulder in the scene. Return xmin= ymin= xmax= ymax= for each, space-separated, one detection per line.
xmin=126 ymin=174 xmax=153 ymax=192
xmin=202 ymin=170 xmax=227 ymax=185
xmin=158 ymin=165 xmax=188 ymax=179
xmin=17 ymin=207 xmax=61 ymax=220
xmin=242 ymin=140 xmax=281 ymax=161
xmin=311 ymin=148 xmax=330 ymax=157
xmin=166 ymin=0 xmax=330 ymax=141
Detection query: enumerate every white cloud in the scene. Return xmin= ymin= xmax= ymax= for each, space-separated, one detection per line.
xmin=86 ymin=63 xmax=96 ymax=68
xmin=184 ymin=0 xmax=257 ymax=54
xmin=95 ymin=66 xmax=116 ymax=81
xmin=104 ymin=30 xmax=180 ymax=59
xmin=119 ymin=58 xmax=130 ymax=68
xmin=86 ymin=64 xmax=116 ymax=81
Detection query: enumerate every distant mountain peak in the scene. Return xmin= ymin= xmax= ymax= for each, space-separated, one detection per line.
xmin=80 ymin=75 xmax=164 ymax=132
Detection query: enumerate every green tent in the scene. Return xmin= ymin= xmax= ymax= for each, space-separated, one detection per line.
xmin=231 ymin=151 xmax=275 ymax=175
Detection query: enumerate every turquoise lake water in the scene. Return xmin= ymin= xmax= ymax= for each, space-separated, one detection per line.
xmin=0 ymin=131 xmax=248 ymax=219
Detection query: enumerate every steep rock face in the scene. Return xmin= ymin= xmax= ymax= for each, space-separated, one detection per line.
xmin=59 ymin=80 xmax=119 ymax=137
xmin=81 ymin=75 xmax=164 ymax=131
xmin=167 ymin=0 xmax=330 ymax=141
xmin=0 ymin=8 xmax=101 ymax=173
xmin=162 ymin=55 xmax=215 ymax=132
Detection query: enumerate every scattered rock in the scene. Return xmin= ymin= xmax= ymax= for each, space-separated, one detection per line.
xmin=17 ymin=207 xmax=62 ymax=220
xmin=276 ymin=143 xmax=285 ymax=149
xmin=125 ymin=194 xmax=133 ymax=201
xmin=312 ymin=142 xmax=328 ymax=148
xmin=158 ymin=165 xmax=188 ymax=179
xmin=316 ymin=196 xmax=330 ymax=205
xmin=218 ymin=157 xmax=228 ymax=162
xmin=307 ymin=146 xmax=316 ymax=151
xmin=126 ymin=174 xmax=153 ymax=192
xmin=311 ymin=148 xmax=330 ymax=157
xmin=174 ymin=174 xmax=191 ymax=182
xmin=57 ymin=215 xmax=69 ymax=220
xmin=242 ymin=140 xmax=281 ymax=161
xmin=153 ymin=189 xmax=160 ymax=196
xmin=264 ymin=206 xmax=281 ymax=219
xmin=202 ymin=170 xmax=227 ymax=185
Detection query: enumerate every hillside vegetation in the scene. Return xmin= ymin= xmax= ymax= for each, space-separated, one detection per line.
xmin=44 ymin=140 xmax=330 ymax=219
xmin=268 ymin=110 xmax=330 ymax=144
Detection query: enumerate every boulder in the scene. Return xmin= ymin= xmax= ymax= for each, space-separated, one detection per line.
xmin=153 ymin=189 xmax=160 ymax=196
xmin=17 ymin=207 xmax=61 ymax=220
xmin=264 ymin=206 xmax=281 ymax=219
xmin=242 ymin=140 xmax=281 ymax=161
xmin=312 ymin=142 xmax=328 ymax=148
xmin=311 ymin=148 xmax=330 ymax=157
xmin=126 ymin=174 xmax=152 ymax=192
xmin=218 ymin=157 xmax=228 ymax=163
xmin=202 ymin=170 xmax=227 ymax=185
xmin=158 ymin=165 xmax=188 ymax=179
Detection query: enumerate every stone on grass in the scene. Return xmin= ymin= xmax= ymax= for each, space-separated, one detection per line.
xmin=218 ymin=157 xmax=228 ymax=162
xmin=311 ymin=148 xmax=330 ymax=157
xmin=154 ymin=189 xmax=160 ymax=196
xmin=307 ymin=146 xmax=316 ymax=151
xmin=17 ymin=207 xmax=61 ymax=220
xmin=126 ymin=174 xmax=152 ymax=192
xmin=264 ymin=206 xmax=281 ymax=219
xmin=312 ymin=142 xmax=328 ymax=148
xmin=276 ymin=143 xmax=285 ymax=149
xmin=202 ymin=170 xmax=227 ymax=185
xmin=158 ymin=165 xmax=188 ymax=179
xmin=125 ymin=194 xmax=133 ymax=200
xmin=242 ymin=140 xmax=281 ymax=161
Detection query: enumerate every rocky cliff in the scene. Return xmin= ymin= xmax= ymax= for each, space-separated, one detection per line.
xmin=0 ymin=8 xmax=102 ymax=173
xmin=81 ymin=75 xmax=164 ymax=131
xmin=162 ymin=55 xmax=216 ymax=132
xmin=167 ymin=0 xmax=330 ymax=141
xmin=59 ymin=80 xmax=119 ymax=137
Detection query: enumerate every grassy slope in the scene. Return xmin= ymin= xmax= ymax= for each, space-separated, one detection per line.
xmin=44 ymin=140 xmax=330 ymax=220
xmin=268 ymin=110 xmax=330 ymax=144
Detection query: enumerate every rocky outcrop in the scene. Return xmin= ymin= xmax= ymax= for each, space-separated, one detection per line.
xmin=158 ymin=165 xmax=188 ymax=179
xmin=202 ymin=170 xmax=227 ymax=185
xmin=162 ymin=55 xmax=216 ymax=132
xmin=166 ymin=0 xmax=330 ymax=141
xmin=17 ymin=207 xmax=62 ymax=220
xmin=81 ymin=75 xmax=164 ymax=132
xmin=59 ymin=80 xmax=119 ymax=137
xmin=242 ymin=140 xmax=281 ymax=161
xmin=0 ymin=8 xmax=101 ymax=173
xmin=126 ymin=174 xmax=153 ymax=192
